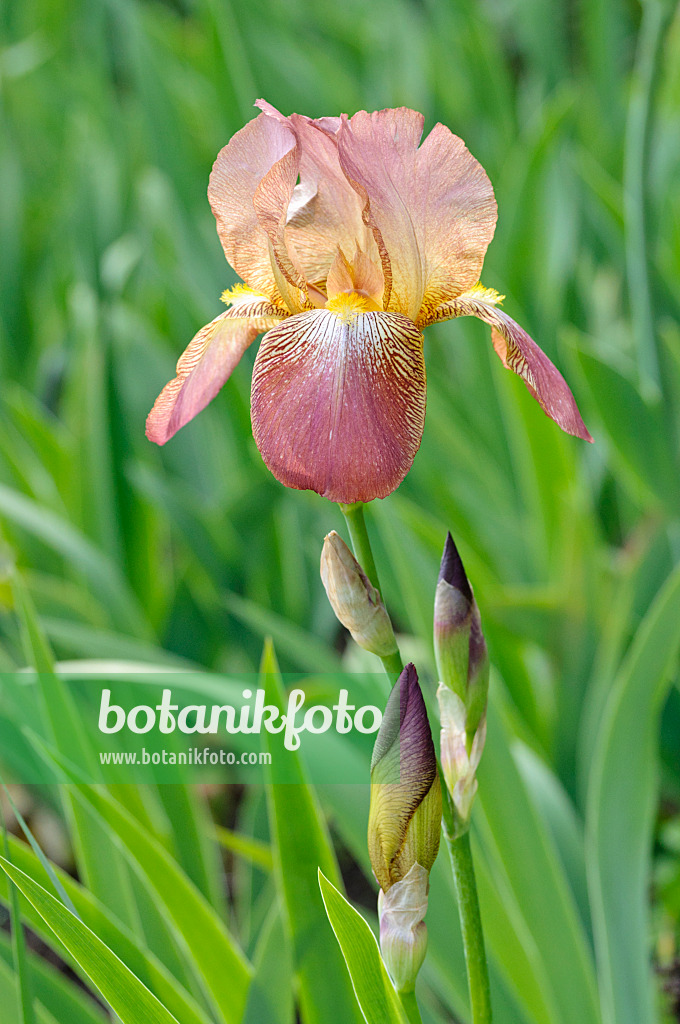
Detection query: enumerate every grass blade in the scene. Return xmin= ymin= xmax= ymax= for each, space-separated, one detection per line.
xmin=0 ymin=857 xmax=181 ymax=1024
xmin=260 ymin=640 xmax=364 ymax=1024
xmin=318 ymin=870 xmax=409 ymax=1024
xmin=586 ymin=563 xmax=680 ymax=1024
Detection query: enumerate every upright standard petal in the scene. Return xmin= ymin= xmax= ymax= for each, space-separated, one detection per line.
xmin=208 ymin=113 xmax=303 ymax=305
xmin=256 ymin=100 xmax=371 ymax=289
xmin=251 ymin=301 xmax=426 ymax=503
xmin=428 ymin=289 xmax=593 ymax=442
xmin=146 ymin=304 xmax=284 ymax=445
xmin=337 ymin=109 xmax=497 ymax=321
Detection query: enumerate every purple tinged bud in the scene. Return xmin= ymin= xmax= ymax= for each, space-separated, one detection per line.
xmin=439 ymin=532 xmax=473 ymax=601
xmin=434 ymin=531 xmax=490 ymax=834
xmin=368 ymin=664 xmax=441 ymax=893
xmin=369 ymin=665 xmax=441 ymax=992
xmin=434 ymin=533 xmax=489 ymax=736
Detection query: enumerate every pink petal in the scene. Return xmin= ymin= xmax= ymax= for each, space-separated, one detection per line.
xmin=251 ymin=307 xmax=426 ymax=503
xmin=208 ymin=113 xmax=304 ymax=307
xmin=256 ymin=101 xmax=371 ymax=290
xmin=336 ymin=109 xmax=497 ymax=320
xmin=146 ymin=307 xmax=281 ymax=445
xmin=433 ymin=294 xmax=593 ymax=442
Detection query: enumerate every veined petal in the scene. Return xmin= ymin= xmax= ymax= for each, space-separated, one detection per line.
xmin=430 ymin=290 xmax=593 ymax=442
xmin=220 ymin=284 xmax=289 ymax=320
xmin=336 ymin=109 xmax=497 ymax=321
xmin=208 ymin=113 xmax=304 ymax=307
xmin=251 ymin=305 xmax=426 ymax=503
xmin=256 ymin=100 xmax=373 ymax=289
xmin=146 ymin=310 xmax=278 ymax=445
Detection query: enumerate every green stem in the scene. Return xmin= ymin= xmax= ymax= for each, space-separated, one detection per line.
xmin=339 ymin=502 xmax=382 ymax=591
xmin=444 ymin=822 xmax=492 ymax=1024
xmin=398 ymin=988 xmax=423 ymax=1024
xmin=339 ymin=501 xmax=403 ymax=682
xmin=339 ymin=504 xmax=491 ymax=1021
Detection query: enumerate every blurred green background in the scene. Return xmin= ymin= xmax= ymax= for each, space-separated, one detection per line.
xmin=1 ymin=0 xmax=680 ymax=1021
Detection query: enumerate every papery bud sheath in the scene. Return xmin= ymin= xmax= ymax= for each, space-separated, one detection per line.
xmin=321 ymin=531 xmax=398 ymax=658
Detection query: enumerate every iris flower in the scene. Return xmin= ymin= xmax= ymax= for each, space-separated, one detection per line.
xmin=147 ymin=100 xmax=591 ymax=503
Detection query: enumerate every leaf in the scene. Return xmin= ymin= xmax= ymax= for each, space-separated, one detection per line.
xmin=318 ymin=871 xmax=409 ymax=1024
xmin=0 ymin=931 xmax=108 ymax=1024
xmin=1 ymin=819 xmax=36 ymax=1024
xmin=260 ymin=641 xmax=364 ymax=1024
xmin=242 ymin=902 xmax=295 ymax=1024
xmin=225 ymin=591 xmax=341 ymax=672
xmin=586 ymin=564 xmax=680 ymax=1024
xmin=0 ymin=484 xmax=151 ymax=637
xmin=573 ymin=347 xmax=680 ymax=511
xmin=216 ymin=826 xmax=274 ymax=872
xmin=0 ymin=832 xmax=214 ymax=1024
xmin=0 ymin=857 xmax=180 ymax=1024
xmin=10 ymin=574 xmax=144 ymax=939
xmin=26 ymin=741 xmax=252 ymax=1024
xmin=475 ymin=699 xmax=600 ymax=1024
xmin=0 ymin=780 xmax=78 ymax=918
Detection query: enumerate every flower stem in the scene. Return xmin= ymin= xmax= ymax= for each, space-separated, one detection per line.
xmin=339 ymin=501 xmax=403 ymax=681
xmin=398 ymin=989 xmax=423 ymax=1024
xmin=442 ymin=781 xmax=492 ymax=1024
xmin=340 ymin=503 xmax=491 ymax=1021
xmin=339 ymin=502 xmax=382 ymax=591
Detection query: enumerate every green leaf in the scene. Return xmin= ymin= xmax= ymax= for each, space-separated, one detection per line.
xmin=0 ymin=857 xmax=180 ymax=1024
xmin=26 ymin=742 xmax=252 ymax=1024
xmin=0 ymin=832 xmax=214 ymax=1024
xmin=318 ymin=871 xmax=409 ymax=1024
xmin=0 ymin=931 xmax=108 ymax=1024
xmin=573 ymin=347 xmax=680 ymax=511
xmin=475 ymin=699 xmax=600 ymax=1024
xmin=1 ymin=819 xmax=36 ymax=1024
xmin=216 ymin=826 xmax=274 ymax=872
xmin=242 ymin=902 xmax=295 ymax=1024
xmin=1 ymin=780 xmax=78 ymax=918
xmin=586 ymin=564 xmax=680 ymax=1024
xmin=260 ymin=641 xmax=364 ymax=1024
xmin=0 ymin=484 xmax=151 ymax=637
xmin=10 ymin=574 xmax=143 ymax=938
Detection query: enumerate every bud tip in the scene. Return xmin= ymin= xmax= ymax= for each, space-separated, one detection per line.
xmin=438 ymin=532 xmax=472 ymax=602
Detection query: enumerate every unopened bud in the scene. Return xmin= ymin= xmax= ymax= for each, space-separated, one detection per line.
xmin=321 ymin=531 xmax=397 ymax=658
xmin=434 ymin=533 xmax=489 ymax=735
xmin=435 ymin=533 xmax=489 ymax=836
xmin=368 ymin=664 xmax=441 ymax=890
xmin=438 ymin=685 xmax=487 ymax=838
xmin=368 ymin=664 xmax=441 ymax=990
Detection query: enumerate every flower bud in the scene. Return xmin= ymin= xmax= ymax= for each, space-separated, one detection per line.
xmin=321 ymin=531 xmax=398 ymax=658
xmin=438 ymin=685 xmax=487 ymax=838
xmin=368 ymin=664 xmax=441 ymax=991
xmin=378 ymin=864 xmax=429 ymax=992
xmin=434 ymin=533 xmax=489 ymax=837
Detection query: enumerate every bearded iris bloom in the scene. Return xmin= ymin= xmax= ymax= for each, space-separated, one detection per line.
xmin=147 ymin=101 xmax=592 ymax=503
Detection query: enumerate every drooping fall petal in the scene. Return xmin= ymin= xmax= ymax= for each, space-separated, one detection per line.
xmin=427 ymin=289 xmax=593 ymax=442
xmin=250 ymin=304 xmax=426 ymax=503
xmin=146 ymin=303 xmax=284 ymax=445
xmin=336 ymin=109 xmax=497 ymax=321
xmin=208 ymin=113 xmax=305 ymax=307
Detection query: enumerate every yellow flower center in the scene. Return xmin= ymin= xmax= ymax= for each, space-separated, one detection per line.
xmin=326 ymin=291 xmax=381 ymax=322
